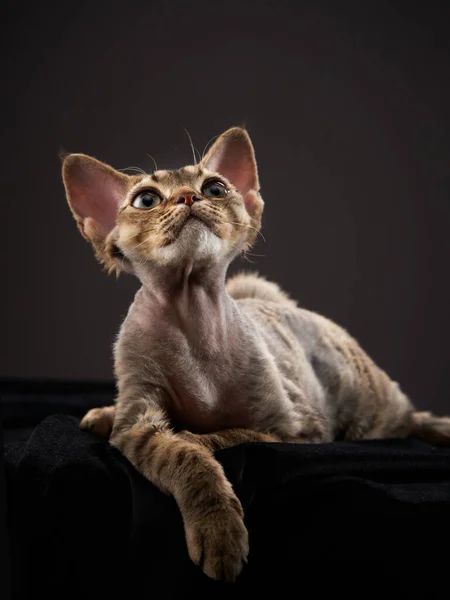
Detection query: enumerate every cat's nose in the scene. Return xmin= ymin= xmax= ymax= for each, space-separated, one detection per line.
xmin=174 ymin=191 xmax=202 ymax=206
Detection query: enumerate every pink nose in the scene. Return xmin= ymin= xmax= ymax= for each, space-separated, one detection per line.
xmin=175 ymin=191 xmax=202 ymax=206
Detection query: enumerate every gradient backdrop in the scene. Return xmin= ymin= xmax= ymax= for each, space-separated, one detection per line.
xmin=2 ymin=1 xmax=449 ymax=413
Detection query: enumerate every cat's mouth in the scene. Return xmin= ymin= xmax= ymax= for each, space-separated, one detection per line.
xmin=178 ymin=212 xmax=212 ymax=234
xmin=163 ymin=208 xmax=221 ymax=248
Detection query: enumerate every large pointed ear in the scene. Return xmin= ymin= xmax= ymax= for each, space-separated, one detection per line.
xmin=202 ymin=127 xmax=262 ymax=218
xmin=62 ymin=154 xmax=132 ymax=240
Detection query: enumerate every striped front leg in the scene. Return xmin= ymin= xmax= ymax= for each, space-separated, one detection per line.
xmin=109 ymin=398 xmax=249 ymax=582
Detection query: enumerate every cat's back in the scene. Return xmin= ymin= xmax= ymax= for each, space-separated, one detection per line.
xmin=226 ymin=272 xmax=298 ymax=309
xmin=227 ymin=271 xmax=338 ymax=385
xmin=228 ymin=272 xmax=412 ymax=440
xmin=228 ymin=271 xmax=377 ymax=382
xmin=227 ymin=271 xmax=335 ymax=343
xmin=228 ymin=273 xmax=336 ymax=368
xmin=227 ymin=271 xmax=359 ymax=349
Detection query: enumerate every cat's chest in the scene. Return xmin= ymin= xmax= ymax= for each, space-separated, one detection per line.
xmin=122 ymin=298 xmax=273 ymax=431
xmin=167 ymin=373 xmax=253 ymax=433
xmin=131 ymin=318 xmax=255 ymax=430
xmin=162 ymin=333 xmax=254 ymax=431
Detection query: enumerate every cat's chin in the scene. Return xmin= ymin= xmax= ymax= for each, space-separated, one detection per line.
xmin=151 ymin=218 xmax=225 ymax=267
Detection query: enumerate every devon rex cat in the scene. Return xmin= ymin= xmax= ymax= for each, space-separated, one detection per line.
xmin=62 ymin=127 xmax=450 ymax=582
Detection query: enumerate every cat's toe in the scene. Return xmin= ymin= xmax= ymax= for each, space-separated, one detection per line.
xmin=185 ymin=499 xmax=249 ymax=582
xmin=80 ymin=408 xmax=112 ymax=439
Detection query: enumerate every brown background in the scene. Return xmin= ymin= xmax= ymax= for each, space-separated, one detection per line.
xmin=2 ymin=0 xmax=450 ymax=413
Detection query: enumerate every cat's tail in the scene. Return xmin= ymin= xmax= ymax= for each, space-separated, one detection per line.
xmin=409 ymin=411 xmax=450 ymax=445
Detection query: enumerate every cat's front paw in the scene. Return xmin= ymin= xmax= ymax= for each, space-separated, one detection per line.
xmin=184 ymin=495 xmax=249 ymax=582
xmin=80 ymin=406 xmax=115 ymax=439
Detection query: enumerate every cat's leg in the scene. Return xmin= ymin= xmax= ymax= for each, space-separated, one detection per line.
xmin=110 ymin=395 xmax=249 ymax=582
xmin=179 ymin=428 xmax=280 ymax=451
xmin=80 ymin=405 xmax=115 ymax=438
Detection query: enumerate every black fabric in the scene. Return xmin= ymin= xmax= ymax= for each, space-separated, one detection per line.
xmin=4 ymin=392 xmax=450 ymax=599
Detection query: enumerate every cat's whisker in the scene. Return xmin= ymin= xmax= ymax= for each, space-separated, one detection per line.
xmin=241 ymin=253 xmax=255 ymax=264
xmin=126 ymin=232 xmax=155 ymax=253
xmin=146 ymin=153 xmax=158 ymax=172
xmin=193 ymin=204 xmax=265 ymax=242
xmin=135 ymin=236 xmax=153 ymax=250
xmin=201 ymin=134 xmax=219 ymax=161
xmin=124 ymin=226 xmax=160 ymax=242
xmin=119 ymin=166 xmax=148 ymax=175
xmin=183 ymin=128 xmax=201 ymax=164
xmin=222 ymin=219 xmax=267 ymax=243
xmin=138 ymin=255 xmax=148 ymax=268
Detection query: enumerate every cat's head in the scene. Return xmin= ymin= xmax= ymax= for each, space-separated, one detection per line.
xmin=62 ymin=127 xmax=263 ymax=276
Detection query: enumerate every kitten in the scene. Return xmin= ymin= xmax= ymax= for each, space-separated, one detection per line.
xmin=62 ymin=127 xmax=450 ymax=582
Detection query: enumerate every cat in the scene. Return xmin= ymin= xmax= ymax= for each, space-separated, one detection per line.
xmin=62 ymin=126 xmax=450 ymax=582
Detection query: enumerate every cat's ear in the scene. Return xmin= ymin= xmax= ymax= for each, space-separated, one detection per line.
xmin=202 ymin=127 xmax=262 ymax=218
xmin=62 ymin=154 xmax=131 ymax=240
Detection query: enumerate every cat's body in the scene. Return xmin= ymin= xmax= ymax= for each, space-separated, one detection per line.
xmin=62 ymin=127 xmax=450 ymax=583
xmin=115 ymin=269 xmax=411 ymax=443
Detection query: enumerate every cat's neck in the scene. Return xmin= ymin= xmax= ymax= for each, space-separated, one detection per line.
xmin=138 ymin=259 xmax=227 ymax=299
xmin=134 ymin=260 xmax=237 ymax=349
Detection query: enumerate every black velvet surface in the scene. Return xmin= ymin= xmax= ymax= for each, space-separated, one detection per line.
xmin=3 ymin=385 xmax=450 ymax=599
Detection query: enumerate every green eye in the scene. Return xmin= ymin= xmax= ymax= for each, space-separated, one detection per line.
xmin=201 ymin=180 xmax=228 ymax=199
xmin=132 ymin=191 xmax=161 ymax=210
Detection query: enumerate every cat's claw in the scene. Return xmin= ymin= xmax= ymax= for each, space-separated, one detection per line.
xmin=184 ymin=497 xmax=249 ymax=582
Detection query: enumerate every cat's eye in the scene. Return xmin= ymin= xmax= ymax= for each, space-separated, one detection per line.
xmin=132 ymin=191 xmax=161 ymax=210
xmin=201 ymin=180 xmax=228 ymax=199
